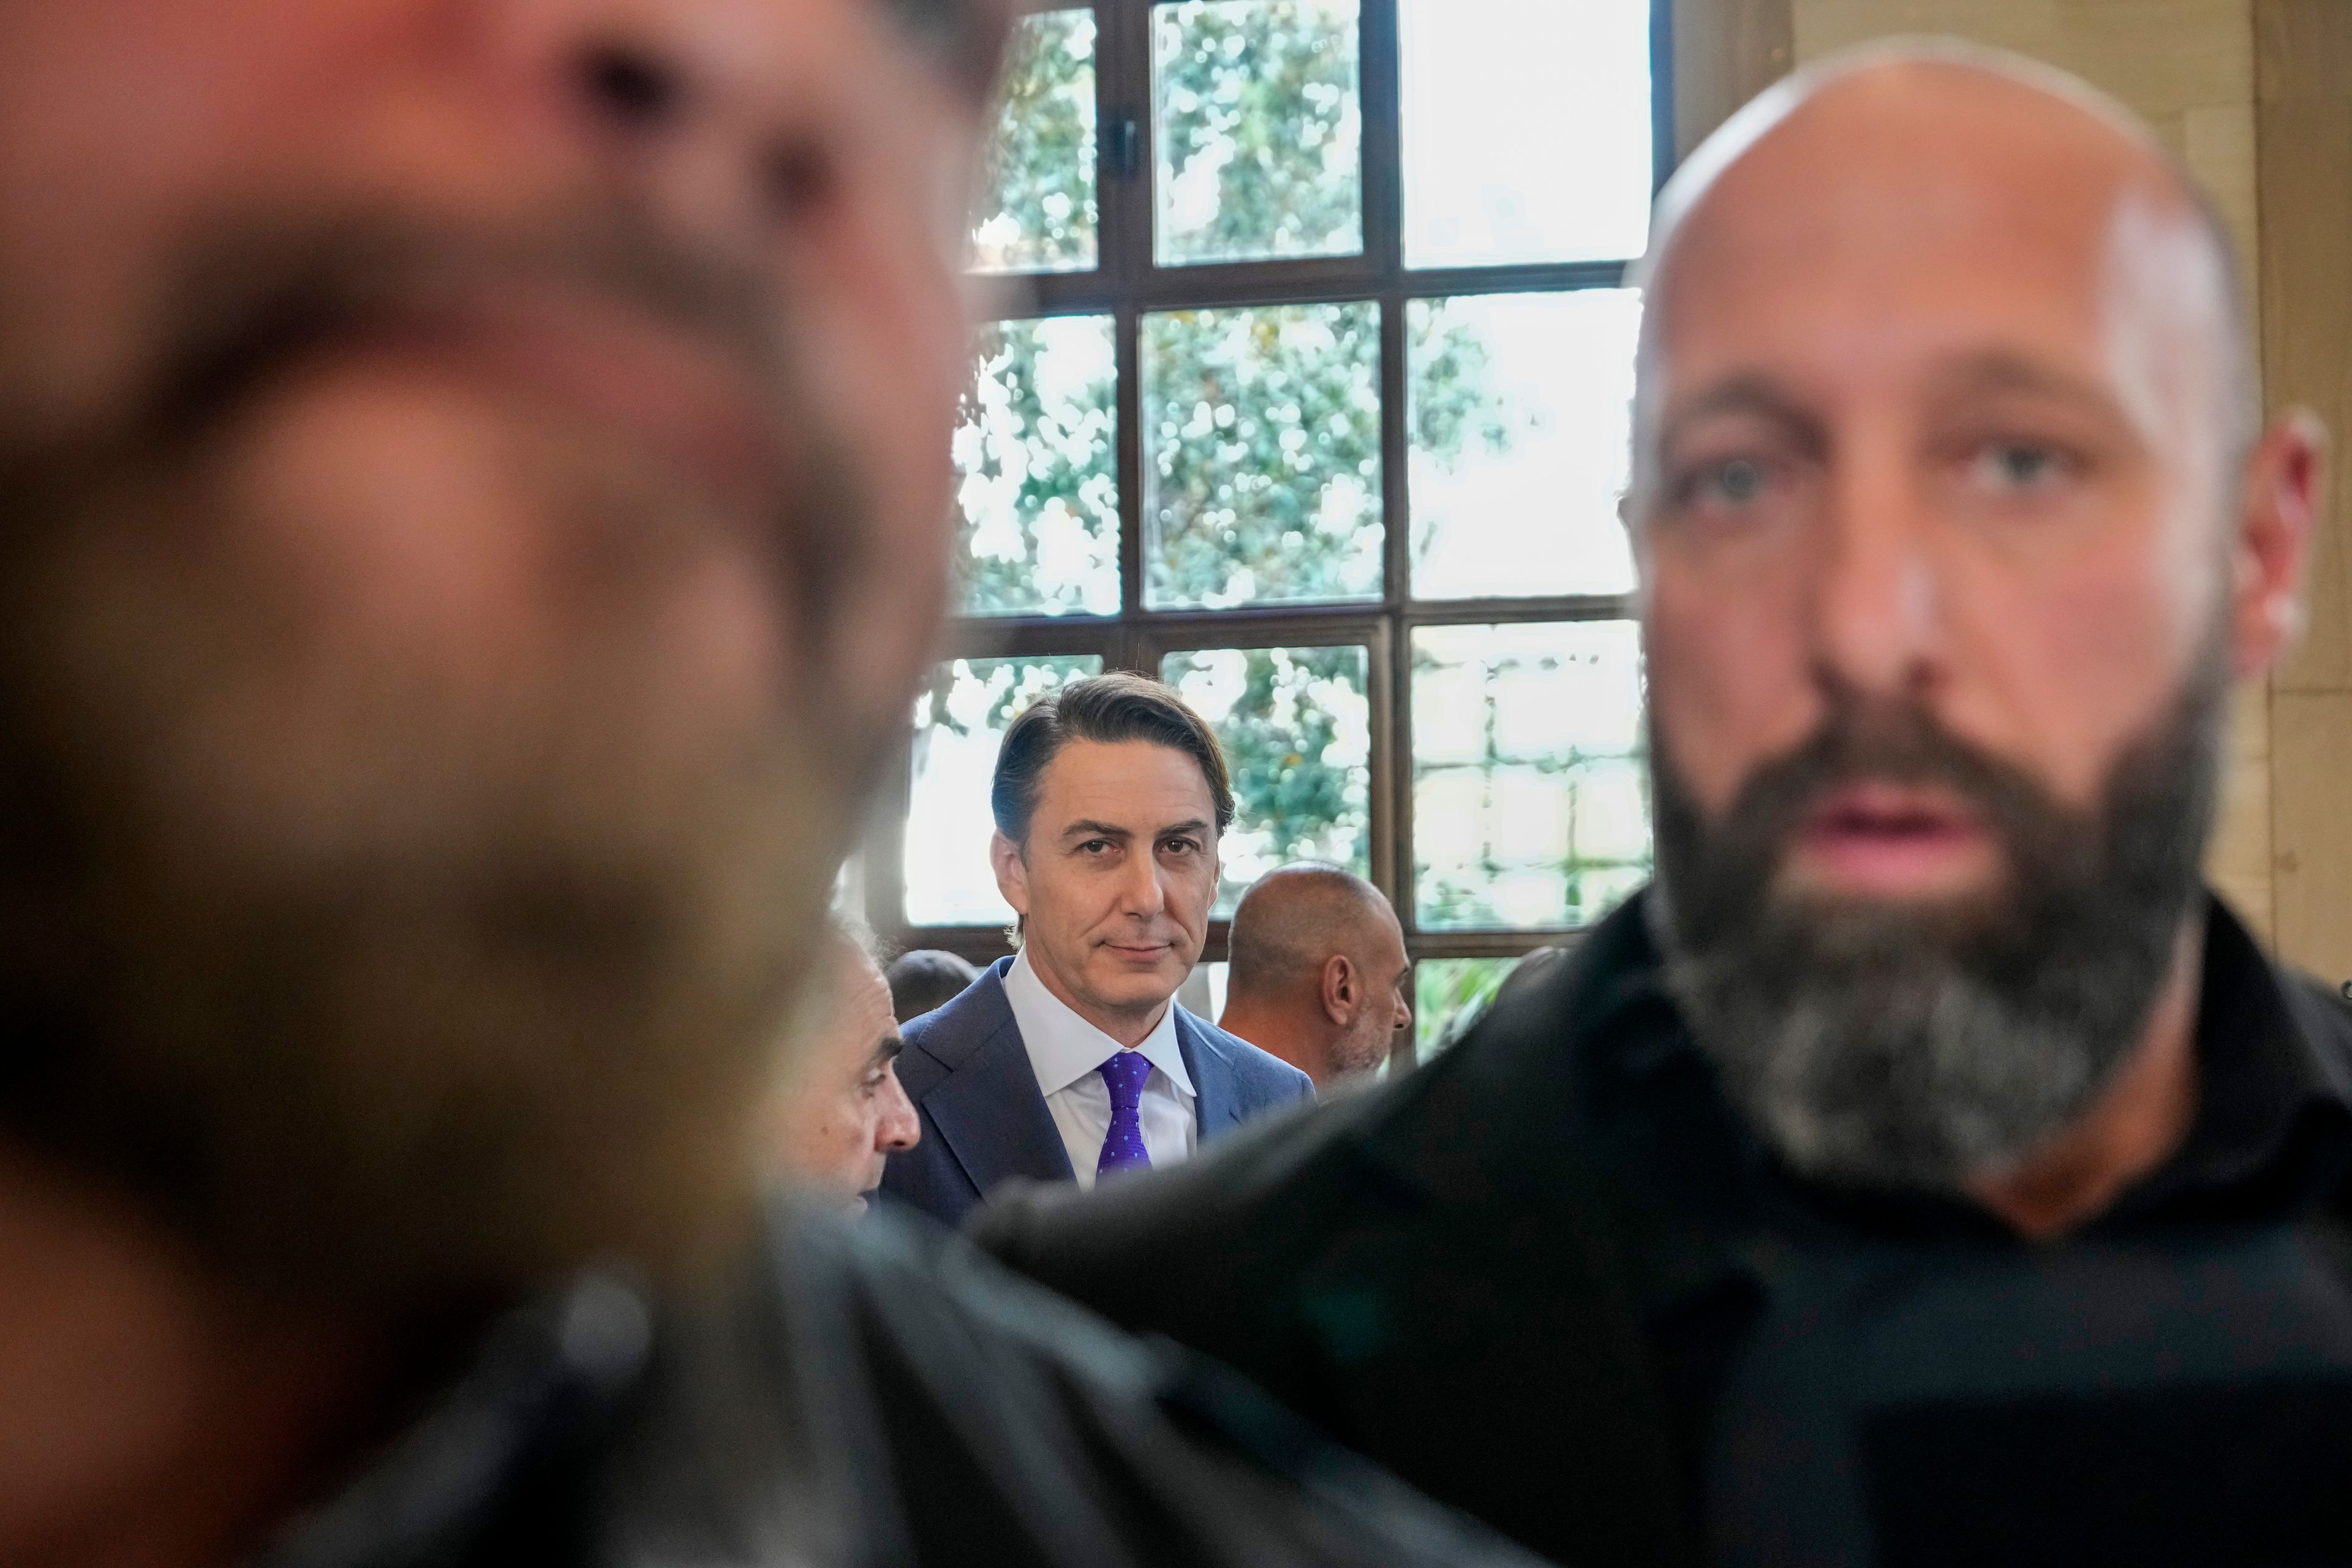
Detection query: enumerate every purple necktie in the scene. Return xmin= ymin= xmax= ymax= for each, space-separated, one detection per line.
xmin=1095 ymin=1050 xmax=1155 ymax=1177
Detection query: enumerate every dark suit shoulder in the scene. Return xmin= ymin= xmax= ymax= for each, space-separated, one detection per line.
xmin=896 ymin=964 xmax=1017 ymax=1087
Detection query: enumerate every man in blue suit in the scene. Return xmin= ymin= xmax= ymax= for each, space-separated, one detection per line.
xmin=883 ymin=674 xmax=1312 ymax=1226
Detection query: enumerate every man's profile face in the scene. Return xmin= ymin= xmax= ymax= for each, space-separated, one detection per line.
xmin=1332 ymin=910 xmax=1411 ymax=1079
xmin=993 ymin=741 xmax=1220 ymax=1025
xmin=1627 ymin=65 xmax=2312 ymax=1189
xmin=0 ymin=0 xmax=997 ymax=1303
xmin=770 ymin=943 xmax=918 ymax=1214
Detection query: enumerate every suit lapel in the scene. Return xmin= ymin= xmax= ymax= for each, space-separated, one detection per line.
xmin=924 ymin=979 xmax=1076 ymax=1194
xmin=1177 ymin=1009 xmax=1243 ymax=1139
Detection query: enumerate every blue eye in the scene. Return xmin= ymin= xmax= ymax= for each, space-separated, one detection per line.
xmin=1975 ymin=442 xmax=2064 ymax=489
xmin=1713 ymin=459 xmax=1766 ymax=502
xmin=1677 ymin=457 xmax=1767 ymax=508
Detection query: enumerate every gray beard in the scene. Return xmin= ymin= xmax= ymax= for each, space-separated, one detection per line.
xmin=1646 ymin=655 xmax=2225 ymax=1194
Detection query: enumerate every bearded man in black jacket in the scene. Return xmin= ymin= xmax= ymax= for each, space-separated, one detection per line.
xmin=976 ymin=42 xmax=2352 ymax=1568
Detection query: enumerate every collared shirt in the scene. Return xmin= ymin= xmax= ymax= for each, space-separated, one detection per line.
xmin=1003 ymin=949 xmax=1197 ymax=1188
xmin=1556 ymin=894 xmax=2352 ymax=1566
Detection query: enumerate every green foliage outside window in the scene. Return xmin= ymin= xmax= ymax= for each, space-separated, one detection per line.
xmin=1166 ymin=646 xmax=1372 ymax=914
xmin=972 ymin=10 xmax=1098 ymax=272
xmin=1153 ymin=0 xmax=1363 ymax=265
xmin=1415 ymin=957 xmax=1517 ymax=1057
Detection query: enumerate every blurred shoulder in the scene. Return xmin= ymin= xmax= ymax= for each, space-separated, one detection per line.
xmin=970 ymin=1052 xmax=1434 ymax=1284
xmin=764 ymin=1201 xmax=1548 ymax=1568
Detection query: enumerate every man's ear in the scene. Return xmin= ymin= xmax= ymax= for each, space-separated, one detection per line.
xmin=2230 ymin=409 xmax=2326 ymax=678
xmin=1321 ymin=954 xmax=1355 ymax=1027
xmin=990 ymin=831 xmax=1030 ymax=918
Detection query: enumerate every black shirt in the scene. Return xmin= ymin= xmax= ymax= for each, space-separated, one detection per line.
xmin=975 ymin=891 xmax=2352 ymax=1568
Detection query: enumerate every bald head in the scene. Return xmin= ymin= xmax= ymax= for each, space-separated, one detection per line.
xmin=1634 ymin=42 xmax=2253 ymax=515
xmin=1222 ymin=866 xmax=1411 ymax=1087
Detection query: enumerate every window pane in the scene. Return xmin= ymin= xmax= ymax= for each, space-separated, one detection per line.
xmin=1180 ymin=959 xmax=1231 ymax=1023
xmin=1163 ymin=645 xmax=1372 ymax=916
xmin=1154 ymin=0 xmax=1363 ymax=266
xmin=1143 ymin=302 xmax=1382 ymax=609
xmin=1408 ymin=290 xmax=1641 ymax=600
xmin=1400 ymin=0 xmax=1652 ymax=267
xmin=1413 ymin=622 xmax=1650 ymax=930
xmin=971 ymin=9 xmax=1099 ymax=274
xmin=954 ymin=315 xmax=1120 ymax=617
xmin=1415 ymin=957 xmax=1519 ymax=1057
xmin=907 ymin=655 xmax=1103 ymax=925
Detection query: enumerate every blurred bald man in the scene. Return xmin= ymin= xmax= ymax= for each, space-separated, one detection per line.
xmin=979 ymin=42 xmax=2352 ymax=1567
xmin=1220 ymin=866 xmax=1412 ymax=1088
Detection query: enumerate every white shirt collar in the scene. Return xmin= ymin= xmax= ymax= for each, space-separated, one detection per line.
xmin=1004 ymin=950 xmax=1196 ymax=1099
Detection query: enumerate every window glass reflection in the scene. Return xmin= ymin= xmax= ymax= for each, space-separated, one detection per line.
xmin=906 ymin=655 xmax=1104 ymax=925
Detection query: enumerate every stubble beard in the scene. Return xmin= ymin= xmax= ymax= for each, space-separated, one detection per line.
xmin=0 ymin=211 xmax=901 ymax=1320
xmin=1646 ymin=644 xmax=2228 ymax=1195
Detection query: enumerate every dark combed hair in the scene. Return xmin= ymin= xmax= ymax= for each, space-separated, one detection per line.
xmin=990 ymin=673 xmax=1235 ymax=845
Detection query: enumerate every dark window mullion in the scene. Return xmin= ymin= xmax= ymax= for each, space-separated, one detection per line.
xmin=1402 ymin=593 xmax=1639 ymax=628
xmin=865 ymin=737 xmax=916 ymax=941
xmin=1116 ymin=303 xmax=1146 ymax=622
xmin=1096 ymin=1 xmax=1152 ymax=629
xmin=1022 ymin=257 xmax=1628 ymax=317
xmin=1359 ymin=0 xmax=1404 ymax=284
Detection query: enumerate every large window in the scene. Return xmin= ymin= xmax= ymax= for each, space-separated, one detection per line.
xmin=867 ymin=0 xmax=1670 ymax=1065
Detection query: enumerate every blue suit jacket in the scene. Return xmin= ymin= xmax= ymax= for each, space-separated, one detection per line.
xmin=880 ymin=957 xmax=1314 ymax=1227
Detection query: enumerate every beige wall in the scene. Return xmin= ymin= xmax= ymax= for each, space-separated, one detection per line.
xmin=1673 ymin=0 xmax=2352 ymax=984
xmin=2259 ymin=0 xmax=2352 ymax=987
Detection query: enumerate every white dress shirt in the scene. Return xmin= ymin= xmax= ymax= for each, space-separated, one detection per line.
xmin=1002 ymin=950 xmax=1197 ymax=1189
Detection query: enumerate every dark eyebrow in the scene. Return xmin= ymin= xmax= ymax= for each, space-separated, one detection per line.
xmin=1923 ymin=350 xmax=2127 ymax=418
xmin=869 ymin=1033 xmax=905 ymax=1069
xmin=1060 ymin=820 xmax=1134 ymax=843
xmin=1657 ymin=373 xmax=1831 ymax=462
xmin=1156 ymin=820 xmax=1213 ymax=841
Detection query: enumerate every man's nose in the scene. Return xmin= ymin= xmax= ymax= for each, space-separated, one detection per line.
xmin=494 ymin=0 xmax=857 ymax=243
xmin=875 ymin=1075 xmax=920 ymax=1155
xmin=1809 ymin=454 xmax=1946 ymax=701
xmin=1117 ymin=852 xmax=1169 ymax=918
xmin=1393 ymin=992 xmax=1414 ymax=1031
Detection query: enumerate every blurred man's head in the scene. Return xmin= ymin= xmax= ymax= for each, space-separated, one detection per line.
xmin=884 ymin=948 xmax=978 ymax=1023
xmin=0 ymin=0 xmax=1008 ymax=1314
xmin=770 ymin=924 xmax=917 ymax=1214
xmin=1626 ymin=43 xmax=2321 ymax=1194
xmin=1221 ymin=865 xmax=1410 ymax=1087
xmin=989 ymin=675 xmax=1232 ymax=1042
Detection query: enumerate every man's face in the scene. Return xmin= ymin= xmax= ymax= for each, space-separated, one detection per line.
xmin=771 ymin=945 xmax=918 ymax=1214
xmin=1331 ymin=911 xmax=1411 ymax=1079
xmin=0 ymin=0 xmax=996 ymax=1304
xmin=1629 ymin=68 xmax=2312 ymax=1189
xmin=994 ymin=741 xmax=1220 ymax=1025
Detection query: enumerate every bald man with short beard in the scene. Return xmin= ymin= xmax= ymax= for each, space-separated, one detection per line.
xmin=1219 ymin=865 xmax=1412 ymax=1089
xmin=978 ymin=42 xmax=2352 ymax=1567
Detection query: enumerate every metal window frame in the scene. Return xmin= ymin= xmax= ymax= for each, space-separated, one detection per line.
xmin=871 ymin=0 xmax=1675 ymax=1065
